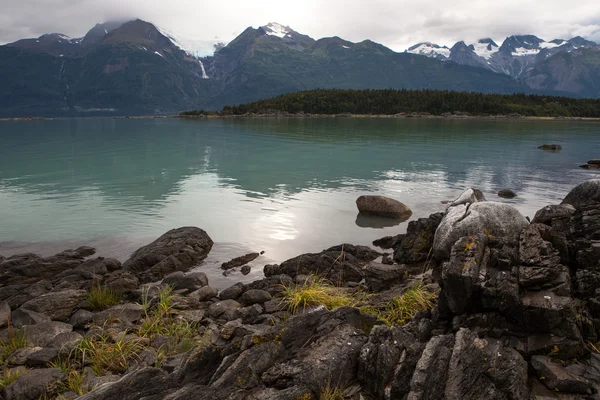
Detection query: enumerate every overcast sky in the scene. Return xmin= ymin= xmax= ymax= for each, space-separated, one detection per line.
xmin=1 ymin=0 xmax=599 ymax=51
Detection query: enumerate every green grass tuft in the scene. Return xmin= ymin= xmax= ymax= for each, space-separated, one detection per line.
xmin=87 ymin=283 xmax=122 ymax=311
xmin=0 ymin=368 xmax=26 ymax=390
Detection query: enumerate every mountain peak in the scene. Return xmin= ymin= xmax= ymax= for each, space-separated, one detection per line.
xmin=262 ymin=22 xmax=292 ymax=38
xmin=407 ymin=42 xmax=450 ymax=60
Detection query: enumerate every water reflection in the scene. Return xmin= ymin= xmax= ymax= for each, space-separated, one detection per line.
xmin=0 ymin=117 xmax=599 ymax=268
xmin=355 ymin=213 xmax=409 ymax=229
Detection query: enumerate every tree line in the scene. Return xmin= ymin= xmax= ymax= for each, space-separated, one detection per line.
xmin=180 ymin=89 xmax=600 ymax=118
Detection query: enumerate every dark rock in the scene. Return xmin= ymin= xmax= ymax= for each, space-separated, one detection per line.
xmin=162 ymin=354 xmax=185 ymax=373
xmin=77 ymin=368 xmax=171 ymax=400
xmin=189 ymin=286 xmax=218 ymax=302
xmin=241 ymin=265 xmax=252 ymax=275
xmin=358 ymin=325 xmax=425 ymax=399
xmin=440 ymin=235 xmax=488 ymax=315
xmin=444 ymin=328 xmax=528 ymax=399
xmin=8 ymin=347 xmax=42 ymax=365
xmin=177 ymin=310 xmax=205 ymax=324
xmin=3 ymin=368 xmax=65 ymax=400
xmin=562 ymin=179 xmax=600 ymax=209
xmin=433 ymin=202 xmax=529 ymax=261
xmin=407 ymin=334 xmax=454 ymax=399
xmin=10 ymin=308 xmax=51 ymax=328
xmin=498 ymin=189 xmax=517 ymax=199
xmin=47 ymin=331 xmax=83 ymax=354
xmin=372 ymin=235 xmax=402 ymax=250
xmin=219 ymin=319 xmax=242 ymax=340
xmin=69 ymin=309 xmax=93 ymax=329
xmin=239 ymin=289 xmax=272 ymax=305
xmin=221 ymin=253 xmax=260 ymax=270
xmin=589 ymin=159 xmax=600 ymax=166
xmin=102 ymin=270 xmax=140 ymax=295
xmin=264 ymin=244 xmax=379 ymax=283
xmin=219 ymin=282 xmax=243 ymax=300
xmin=21 ymin=289 xmax=86 ymax=321
xmin=531 ymin=355 xmax=593 ymax=394
xmin=208 ymin=300 xmax=241 ymax=320
xmin=75 ymin=257 xmax=121 ymax=275
xmin=580 ymin=163 xmax=600 ymax=169
xmin=93 ymin=303 xmax=144 ymax=326
xmin=356 ymin=195 xmax=412 ymax=218
xmin=242 ymin=275 xmax=294 ymax=296
xmin=363 ymin=262 xmax=407 ymax=291
xmin=0 ymin=301 xmax=10 ymax=328
xmin=0 ymin=247 xmax=94 ymax=287
xmin=162 ymin=271 xmax=208 ymax=293
xmin=25 ymin=347 xmax=60 ymax=366
xmin=23 ymin=321 xmax=73 ymax=347
xmin=122 ymin=227 xmax=213 ymax=283
xmin=393 ymin=212 xmax=444 ymax=265
xmin=538 ymin=144 xmax=562 ymax=151
xmin=233 ymin=304 xmax=264 ymax=324
xmin=448 ymin=188 xmax=486 ymax=207
xmin=381 ymin=254 xmax=394 ymax=265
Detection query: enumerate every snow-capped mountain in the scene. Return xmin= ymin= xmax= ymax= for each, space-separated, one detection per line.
xmin=262 ymin=22 xmax=292 ymax=38
xmin=406 ymin=34 xmax=599 ymax=79
xmin=407 ymin=42 xmax=450 ymax=60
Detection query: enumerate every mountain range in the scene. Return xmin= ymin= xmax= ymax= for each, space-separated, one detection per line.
xmin=407 ymin=35 xmax=600 ymax=97
xmin=1 ymin=19 xmax=598 ymax=117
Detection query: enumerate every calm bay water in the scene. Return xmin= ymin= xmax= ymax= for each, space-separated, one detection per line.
xmin=0 ymin=117 xmax=599 ymax=287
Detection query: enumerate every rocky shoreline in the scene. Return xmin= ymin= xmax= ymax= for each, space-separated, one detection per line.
xmin=1 ymin=180 xmax=600 ymax=399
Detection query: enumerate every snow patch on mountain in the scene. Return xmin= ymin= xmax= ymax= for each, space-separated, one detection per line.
xmin=407 ymin=42 xmax=450 ymax=58
xmin=156 ymin=26 xmax=224 ymax=57
xmin=540 ymin=40 xmax=565 ymax=49
xmin=512 ymin=47 xmax=540 ymax=56
xmin=471 ymin=41 xmax=498 ymax=60
xmin=262 ymin=22 xmax=291 ymax=38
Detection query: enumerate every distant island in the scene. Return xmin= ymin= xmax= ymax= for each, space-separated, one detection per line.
xmin=180 ymin=89 xmax=600 ymax=118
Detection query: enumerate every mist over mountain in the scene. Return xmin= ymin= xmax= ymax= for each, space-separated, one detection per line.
xmin=0 ymin=19 xmax=597 ymax=117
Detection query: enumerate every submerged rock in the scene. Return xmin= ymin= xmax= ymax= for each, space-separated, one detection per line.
xmin=538 ymin=144 xmax=562 ymax=151
xmin=122 ymin=227 xmax=213 ymax=283
xmin=498 ymin=188 xmax=517 ymax=199
xmin=356 ymin=195 xmax=412 ymax=218
xmin=221 ymin=253 xmax=260 ymax=270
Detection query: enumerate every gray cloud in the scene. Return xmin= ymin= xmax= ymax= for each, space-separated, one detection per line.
xmin=0 ymin=0 xmax=599 ymax=51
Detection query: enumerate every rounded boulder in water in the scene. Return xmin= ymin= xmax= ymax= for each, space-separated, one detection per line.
xmin=356 ymin=195 xmax=412 ymax=219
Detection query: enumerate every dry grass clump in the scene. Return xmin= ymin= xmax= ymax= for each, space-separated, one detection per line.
xmin=281 ymin=276 xmax=363 ymax=314
xmin=363 ymin=283 xmax=436 ymax=326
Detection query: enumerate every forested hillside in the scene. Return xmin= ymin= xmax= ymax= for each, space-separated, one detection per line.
xmin=181 ymin=89 xmax=600 ymax=118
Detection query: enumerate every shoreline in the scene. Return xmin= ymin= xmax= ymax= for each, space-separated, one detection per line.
xmin=3 ymin=113 xmax=600 ymax=122
xmin=1 ymin=181 xmax=600 ymax=398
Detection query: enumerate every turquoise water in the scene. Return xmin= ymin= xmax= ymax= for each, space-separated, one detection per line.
xmin=0 ymin=117 xmax=598 ymax=286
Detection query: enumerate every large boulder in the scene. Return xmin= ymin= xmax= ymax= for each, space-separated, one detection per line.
xmin=392 ymin=212 xmax=444 ymax=265
xmin=122 ymin=227 xmax=213 ymax=283
xmin=562 ymin=179 xmax=600 ymax=209
xmin=448 ymin=188 xmax=486 ymax=207
xmin=264 ymin=244 xmax=379 ymax=283
xmin=433 ymin=202 xmax=529 ymax=261
xmin=356 ymin=195 xmax=412 ymax=218
xmin=20 ymin=289 xmax=86 ymax=321
xmin=3 ymin=368 xmax=66 ymax=400
xmin=0 ymin=246 xmax=95 ymax=286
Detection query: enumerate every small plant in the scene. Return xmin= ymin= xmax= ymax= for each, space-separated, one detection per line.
xmin=74 ymin=332 xmax=144 ymax=376
xmin=0 ymin=325 xmax=28 ymax=363
xmin=87 ymin=283 xmax=121 ymax=311
xmin=320 ymin=378 xmax=345 ymax=400
xmin=378 ymin=283 xmax=436 ymax=326
xmin=0 ymin=368 xmax=26 ymax=390
xmin=59 ymin=369 xmax=89 ymax=396
xmin=280 ymin=276 xmax=360 ymax=314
